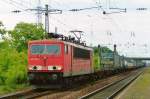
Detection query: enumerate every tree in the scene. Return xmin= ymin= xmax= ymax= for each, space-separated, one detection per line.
xmin=0 ymin=22 xmax=38 ymax=92
xmin=0 ymin=22 xmax=45 ymax=52
xmin=0 ymin=21 xmax=6 ymax=40
xmin=8 ymin=22 xmax=45 ymax=52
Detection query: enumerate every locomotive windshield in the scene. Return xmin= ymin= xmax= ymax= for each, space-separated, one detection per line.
xmin=31 ymin=45 xmax=60 ymax=55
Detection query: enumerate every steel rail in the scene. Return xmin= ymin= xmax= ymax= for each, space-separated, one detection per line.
xmin=0 ymin=88 xmax=56 ymax=99
xmin=107 ymin=71 xmax=143 ymax=99
xmin=79 ymin=69 xmax=143 ymax=99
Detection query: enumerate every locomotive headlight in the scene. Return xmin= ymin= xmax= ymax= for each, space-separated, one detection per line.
xmin=36 ymin=66 xmax=42 ymax=70
xmin=29 ymin=66 xmax=42 ymax=70
xmin=29 ymin=66 xmax=33 ymax=70
xmin=56 ymin=66 xmax=62 ymax=70
xmin=48 ymin=66 xmax=62 ymax=70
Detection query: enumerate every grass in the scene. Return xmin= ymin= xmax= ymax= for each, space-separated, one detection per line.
xmin=118 ymin=67 xmax=150 ymax=99
xmin=0 ymin=84 xmax=29 ymax=95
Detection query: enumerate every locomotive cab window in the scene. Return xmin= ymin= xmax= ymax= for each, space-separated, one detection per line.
xmin=31 ymin=45 xmax=60 ymax=55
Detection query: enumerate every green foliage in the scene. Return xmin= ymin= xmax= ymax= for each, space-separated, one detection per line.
xmin=93 ymin=46 xmax=113 ymax=54
xmin=0 ymin=41 xmax=9 ymax=50
xmin=0 ymin=22 xmax=45 ymax=52
xmin=10 ymin=22 xmax=45 ymax=52
xmin=5 ymin=52 xmax=27 ymax=85
xmin=0 ymin=22 xmax=45 ymax=94
xmin=0 ymin=42 xmax=28 ymax=87
xmin=0 ymin=21 xmax=7 ymax=40
xmin=101 ymin=46 xmax=113 ymax=53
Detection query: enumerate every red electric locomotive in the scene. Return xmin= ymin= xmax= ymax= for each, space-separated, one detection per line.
xmin=28 ymin=36 xmax=93 ymax=88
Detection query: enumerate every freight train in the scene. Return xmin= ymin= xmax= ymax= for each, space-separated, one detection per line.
xmin=27 ymin=33 xmax=144 ymax=88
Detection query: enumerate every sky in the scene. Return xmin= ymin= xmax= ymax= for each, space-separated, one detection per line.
xmin=0 ymin=0 xmax=150 ymax=57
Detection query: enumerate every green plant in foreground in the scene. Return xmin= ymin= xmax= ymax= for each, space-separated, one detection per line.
xmin=0 ymin=42 xmax=28 ymax=93
xmin=0 ymin=22 xmax=45 ymax=94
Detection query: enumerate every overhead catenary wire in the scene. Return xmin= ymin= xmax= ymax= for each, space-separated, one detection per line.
xmin=91 ymin=0 xmax=137 ymax=55
xmin=2 ymin=0 xmax=26 ymax=11
xmin=2 ymin=0 xmax=35 ymax=14
xmin=1 ymin=0 xmax=150 ymax=57
xmin=50 ymin=0 xmax=72 ymax=10
xmin=8 ymin=0 xmax=31 ymax=9
xmin=50 ymin=16 xmax=73 ymax=31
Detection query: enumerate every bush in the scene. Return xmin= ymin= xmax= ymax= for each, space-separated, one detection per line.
xmin=0 ymin=22 xmax=45 ymax=94
xmin=0 ymin=41 xmax=28 ymax=88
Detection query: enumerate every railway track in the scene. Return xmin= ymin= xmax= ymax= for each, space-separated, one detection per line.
xmin=79 ymin=69 xmax=143 ymax=99
xmin=0 ymin=69 xmax=143 ymax=99
xmin=0 ymin=88 xmax=57 ymax=99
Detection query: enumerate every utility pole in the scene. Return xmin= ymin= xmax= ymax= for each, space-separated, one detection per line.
xmin=113 ymin=44 xmax=117 ymax=67
xmin=43 ymin=4 xmax=62 ymax=38
xmin=45 ymin=4 xmax=49 ymax=34
xmin=98 ymin=44 xmax=102 ymax=68
xmin=26 ymin=4 xmax=62 ymax=38
xmin=12 ymin=3 xmax=62 ymax=38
